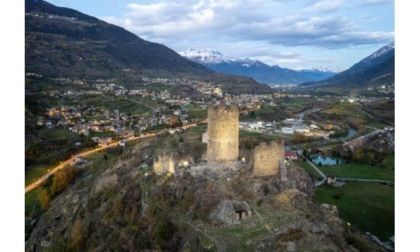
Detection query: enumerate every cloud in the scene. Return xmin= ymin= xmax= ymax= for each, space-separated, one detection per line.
xmin=102 ymin=0 xmax=394 ymax=51
xmin=359 ymin=0 xmax=393 ymax=6
xmin=303 ymin=0 xmax=344 ymax=13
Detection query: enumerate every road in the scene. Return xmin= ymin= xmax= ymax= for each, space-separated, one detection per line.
xmin=25 ymin=122 xmax=201 ymax=194
xmin=337 ymin=178 xmax=394 ymax=185
xmin=306 ymin=159 xmax=327 ymax=186
xmin=342 ymin=128 xmax=382 ymax=146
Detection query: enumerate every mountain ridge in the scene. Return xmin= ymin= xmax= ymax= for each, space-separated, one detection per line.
xmin=25 ymin=0 xmax=272 ymax=94
xmin=300 ymin=42 xmax=395 ymax=88
xmin=179 ymin=49 xmax=337 ymax=86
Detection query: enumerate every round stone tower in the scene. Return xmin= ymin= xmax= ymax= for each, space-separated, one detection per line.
xmin=207 ymin=103 xmax=239 ymax=163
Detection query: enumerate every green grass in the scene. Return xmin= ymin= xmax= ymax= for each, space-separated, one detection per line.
xmin=25 ymin=165 xmax=52 ymax=186
xmin=187 ymin=109 xmax=207 ymax=119
xmin=25 ymin=187 xmax=42 ymax=217
xmin=318 ymin=156 xmax=394 ymax=181
xmin=323 ymin=102 xmax=365 ymax=117
xmin=277 ymin=97 xmax=318 ymax=113
xmin=38 ymin=128 xmax=79 ymax=141
xmin=184 ymin=125 xmax=207 ymax=134
xmin=315 ymin=182 xmax=394 ymax=240
xmin=294 ymin=161 xmax=324 ymax=180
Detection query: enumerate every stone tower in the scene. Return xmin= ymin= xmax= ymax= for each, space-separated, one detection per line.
xmin=253 ymin=140 xmax=285 ymax=177
xmin=207 ymin=103 xmax=239 ymax=163
xmin=153 ymin=152 xmax=175 ymax=175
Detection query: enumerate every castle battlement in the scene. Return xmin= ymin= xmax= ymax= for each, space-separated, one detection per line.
xmin=254 ymin=140 xmax=284 ymax=153
xmin=207 ymin=103 xmax=239 ymax=163
xmin=253 ymin=140 xmax=285 ymax=177
xmin=207 ymin=103 xmax=239 ymax=120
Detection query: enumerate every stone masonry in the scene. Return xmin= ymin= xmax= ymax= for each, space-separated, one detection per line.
xmin=207 ymin=103 xmax=239 ymax=163
xmin=253 ymin=140 xmax=285 ymax=177
xmin=153 ymin=152 xmax=175 ymax=175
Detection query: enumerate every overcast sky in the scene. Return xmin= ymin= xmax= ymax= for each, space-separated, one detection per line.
xmin=47 ymin=0 xmax=394 ymax=71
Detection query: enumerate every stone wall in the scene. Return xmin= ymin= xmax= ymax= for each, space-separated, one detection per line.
xmin=207 ymin=103 xmax=239 ymax=163
xmin=253 ymin=140 xmax=285 ymax=177
xmin=153 ymin=152 xmax=175 ymax=175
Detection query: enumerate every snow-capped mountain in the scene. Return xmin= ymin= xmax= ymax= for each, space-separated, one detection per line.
xmin=179 ymin=49 xmax=237 ymax=64
xmin=301 ymin=41 xmax=394 ymax=87
xmin=179 ymin=49 xmax=337 ymax=86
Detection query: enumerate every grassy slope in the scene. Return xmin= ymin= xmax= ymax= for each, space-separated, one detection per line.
xmin=319 ymin=156 xmax=394 ymax=181
xmin=38 ymin=128 xmax=79 ymax=141
xmin=315 ymin=182 xmax=394 ymax=240
xmin=295 ymin=161 xmax=324 ymax=180
xmin=296 ymin=156 xmax=394 ymax=240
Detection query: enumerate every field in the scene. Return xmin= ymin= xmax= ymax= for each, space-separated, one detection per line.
xmin=319 ymin=156 xmax=394 ymax=181
xmin=240 ymin=103 xmax=290 ymax=121
xmin=276 ymin=96 xmax=321 ymax=114
xmin=318 ymin=101 xmax=389 ymax=130
xmin=187 ymin=109 xmax=207 ymax=119
xmin=295 ymin=156 xmax=395 ymax=241
xmin=315 ymin=182 xmax=394 ymax=240
xmin=38 ymin=128 xmax=79 ymax=141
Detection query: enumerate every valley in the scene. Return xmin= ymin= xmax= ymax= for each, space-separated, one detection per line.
xmin=24 ymin=0 xmax=395 ymax=251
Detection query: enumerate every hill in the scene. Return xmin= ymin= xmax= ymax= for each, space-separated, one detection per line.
xmin=180 ymin=49 xmax=337 ymax=86
xmin=26 ymin=137 xmax=386 ymax=251
xmin=25 ymin=0 xmax=271 ymax=94
xmin=301 ymin=42 xmax=394 ymax=88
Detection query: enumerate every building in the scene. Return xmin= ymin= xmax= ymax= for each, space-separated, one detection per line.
xmin=285 ymin=151 xmax=298 ymax=160
xmin=326 ymin=175 xmax=337 ymax=186
xmin=206 ymin=103 xmax=239 ymax=163
xmin=253 ymin=141 xmax=285 ymax=177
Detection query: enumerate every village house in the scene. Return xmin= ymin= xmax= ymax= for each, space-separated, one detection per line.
xmin=285 ymin=151 xmax=298 ymax=160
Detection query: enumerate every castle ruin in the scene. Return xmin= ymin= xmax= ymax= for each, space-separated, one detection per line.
xmin=253 ymin=140 xmax=285 ymax=177
xmin=206 ymin=103 xmax=239 ymax=163
xmin=153 ymin=152 xmax=175 ymax=175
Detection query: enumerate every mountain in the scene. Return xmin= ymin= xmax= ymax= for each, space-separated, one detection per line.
xmin=301 ymin=42 xmax=395 ymax=88
xmin=179 ymin=49 xmax=337 ymax=86
xmin=25 ymin=0 xmax=271 ymax=94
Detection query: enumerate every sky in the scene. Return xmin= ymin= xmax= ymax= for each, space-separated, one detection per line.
xmin=47 ymin=0 xmax=394 ymax=72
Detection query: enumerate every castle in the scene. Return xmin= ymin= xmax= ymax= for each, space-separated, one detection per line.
xmin=253 ymin=140 xmax=285 ymax=177
xmin=153 ymin=152 xmax=175 ymax=175
xmin=206 ymin=103 xmax=239 ymax=163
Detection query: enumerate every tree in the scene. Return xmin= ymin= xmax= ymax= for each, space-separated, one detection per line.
xmin=352 ymin=149 xmax=364 ymax=163
xmin=51 ymin=167 xmax=78 ymax=195
xmin=366 ymin=152 xmax=376 ymax=165
xmin=38 ymin=188 xmax=51 ymax=209
xmin=71 ymin=218 xmax=85 ymax=250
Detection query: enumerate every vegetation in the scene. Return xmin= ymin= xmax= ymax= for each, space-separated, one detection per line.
xmin=319 ymin=156 xmax=394 ymax=181
xmin=295 ymin=161 xmax=324 ymax=181
xmin=276 ymin=96 xmax=321 ymax=114
xmin=241 ymin=102 xmax=289 ymax=121
xmin=38 ymin=188 xmax=52 ymax=209
xmin=51 ymin=166 xmax=79 ymax=195
xmin=315 ymin=182 xmax=394 ymax=240
xmin=25 ymin=165 xmax=52 ymax=186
